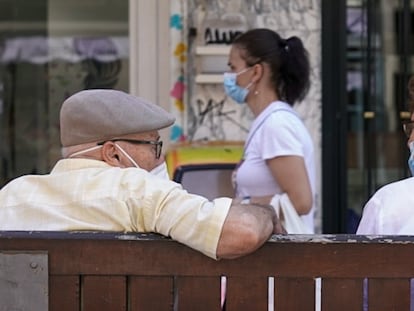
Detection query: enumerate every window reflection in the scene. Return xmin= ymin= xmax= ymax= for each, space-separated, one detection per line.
xmin=0 ymin=0 xmax=128 ymax=187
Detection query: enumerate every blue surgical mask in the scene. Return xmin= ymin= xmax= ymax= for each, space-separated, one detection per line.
xmin=223 ymin=67 xmax=253 ymax=104
xmin=408 ymin=141 xmax=414 ymax=176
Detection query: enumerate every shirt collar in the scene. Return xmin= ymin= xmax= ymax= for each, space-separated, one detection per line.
xmin=51 ymin=158 xmax=111 ymax=174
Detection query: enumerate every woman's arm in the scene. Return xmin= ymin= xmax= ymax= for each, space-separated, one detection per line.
xmin=266 ymin=155 xmax=312 ymax=215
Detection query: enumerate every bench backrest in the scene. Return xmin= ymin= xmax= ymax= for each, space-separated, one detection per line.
xmin=1 ymin=231 xmax=413 ymax=310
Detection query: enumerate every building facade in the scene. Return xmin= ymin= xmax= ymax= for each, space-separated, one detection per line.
xmin=0 ymin=0 xmax=412 ymax=233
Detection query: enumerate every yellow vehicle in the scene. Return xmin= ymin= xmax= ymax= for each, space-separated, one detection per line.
xmin=165 ymin=141 xmax=243 ymax=199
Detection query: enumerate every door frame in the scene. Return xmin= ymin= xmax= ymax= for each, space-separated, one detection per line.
xmin=322 ymin=0 xmax=348 ymax=233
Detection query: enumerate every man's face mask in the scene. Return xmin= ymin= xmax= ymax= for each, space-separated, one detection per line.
xmin=116 ymin=143 xmax=169 ymax=180
xmin=69 ymin=143 xmax=169 ymax=180
xmin=223 ymin=67 xmax=253 ymax=104
xmin=115 ymin=143 xmax=140 ymax=168
xmin=150 ymin=161 xmax=170 ymax=180
xmin=68 ymin=145 xmax=102 ymax=158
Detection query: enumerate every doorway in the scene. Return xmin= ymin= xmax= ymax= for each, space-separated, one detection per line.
xmin=323 ymin=0 xmax=413 ymax=233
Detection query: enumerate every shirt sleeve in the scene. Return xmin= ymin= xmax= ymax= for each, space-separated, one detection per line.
xmin=258 ymin=112 xmax=304 ymax=160
xmin=356 ymin=192 xmax=382 ymax=234
xmin=138 ymin=177 xmax=232 ymax=260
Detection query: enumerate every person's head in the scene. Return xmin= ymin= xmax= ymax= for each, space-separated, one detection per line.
xmin=225 ymin=28 xmax=310 ymax=105
xmin=403 ymin=76 xmax=414 ymax=146
xmin=405 ymin=76 xmax=414 ymax=177
xmin=59 ymin=89 xmax=175 ymax=172
xmin=406 ymin=76 xmax=414 ymax=137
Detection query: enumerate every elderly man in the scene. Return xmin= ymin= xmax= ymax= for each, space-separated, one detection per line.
xmin=0 ymin=89 xmax=283 ymax=260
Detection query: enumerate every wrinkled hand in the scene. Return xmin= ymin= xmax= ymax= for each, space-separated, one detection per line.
xmin=272 ymin=210 xmax=287 ymax=234
xmin=247 ymin=196 xmax=287 ymax=233
xmin=234 ymin=196 xmax=287 ymax=234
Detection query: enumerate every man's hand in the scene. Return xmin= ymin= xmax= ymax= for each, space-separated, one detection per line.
xmin=216 ymin=200 xmax=286 ymax=259
xmin=272 ymin=209 xmax=287 ymax=234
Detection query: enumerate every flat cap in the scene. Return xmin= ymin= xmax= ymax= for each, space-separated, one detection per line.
xmin=60 ymin=89 xmax=175 ymax=147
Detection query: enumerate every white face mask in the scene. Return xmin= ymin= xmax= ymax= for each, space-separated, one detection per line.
xmin=150 ymin=162 xmax=170 ymax=180
xmin=115 ymin=143 xmax=141 ymax=168
xmin=68 ymin=145 xmax=102 ymax=158
xmin=116 ymin=143 xmax=169 ymax=180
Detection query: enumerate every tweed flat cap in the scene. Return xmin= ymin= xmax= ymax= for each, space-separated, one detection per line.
xmin=60 ymin=89 xmax=175 ymax=147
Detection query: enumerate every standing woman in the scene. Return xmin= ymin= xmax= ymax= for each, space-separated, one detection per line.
xmin=224 ymin=28 xmax=316 ymax=232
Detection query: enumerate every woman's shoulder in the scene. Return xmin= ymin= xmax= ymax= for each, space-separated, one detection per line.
xmin=264 ymin=104 xmax=301 ymax=128
xmin=266 ymin=101 xmax=298 ymax=119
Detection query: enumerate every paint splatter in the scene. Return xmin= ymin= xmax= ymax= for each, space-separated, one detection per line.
xmin=170 ymin=14 xmax=182 ymax=30
xmin=170 ymin=78 xmax=185 ymax=100
xmin=174 ymin=99 xmax=184 ymax=112
xmin=170 ymin=124 xmax=184 ymax=141
xmin=173 ymin=43 xmax=187 ymax=63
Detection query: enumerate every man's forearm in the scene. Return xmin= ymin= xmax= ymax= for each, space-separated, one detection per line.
xmin=216 ymin=201 xmax=284 ymax=259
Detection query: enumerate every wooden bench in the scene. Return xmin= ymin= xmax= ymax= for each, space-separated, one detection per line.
xmin=1 ymin=231 xmax=414 ymax=310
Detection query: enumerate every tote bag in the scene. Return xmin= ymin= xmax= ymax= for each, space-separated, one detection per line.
xmin=271 ymin=193 xmax=313 ymax=234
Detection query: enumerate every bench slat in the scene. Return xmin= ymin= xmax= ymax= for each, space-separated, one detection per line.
xmin=49 ymin=275 xmax=80 ymax=311
xmin=274 ymin=277 xmax=315 ymax=310
xmin=321 ymin=278 xmax=364 ymax=311
xmin=176 ymin=276 xmax=221 ymax=310
xmin=225 ymin=276 xmax=268 ymax=310
xmin=368 ymin=278 xmax=411 ymax=310
xmin=4 ymin=237 xmax=414 ymax=278
xmin=129 ymin=276 xmax=173 ymax=310
xmin=82 ymin=276 xmax=126 ymax=311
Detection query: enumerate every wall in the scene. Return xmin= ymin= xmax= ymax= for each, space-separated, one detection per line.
xmin=167 ymin=0 xmax=322 ymax=231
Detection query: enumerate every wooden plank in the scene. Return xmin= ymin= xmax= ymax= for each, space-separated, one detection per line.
xmin=82 ymin=276 xmax=126 ymax=311
xmin=49 ymin=275 xmax=80 ymax=311
xmin=321 ymin=278 xmax=363 ymax=311
xmin=225 ymin=276 xmax=268 ymax=311
xmin=274 ymin=278 xmax=314 ymax=311
xmin=3 ymin=232 xmax=414 ymax=310
xmin=4 ymin=233 xmax=414 ymax=278
xmin=129 ymin=276 xmax=173 ymax=310
xmin=175 ymin=276 xmax=221 ymax=311
xmin=368 ymin=278 xmax=410 ymax=310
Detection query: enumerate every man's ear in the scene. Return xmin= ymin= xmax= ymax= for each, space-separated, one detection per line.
xmin=101 ymin=141 xmax=122 ymax=167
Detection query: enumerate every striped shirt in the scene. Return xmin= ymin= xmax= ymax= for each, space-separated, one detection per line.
xmin=0 ymin=158 xmax=231 ymax=259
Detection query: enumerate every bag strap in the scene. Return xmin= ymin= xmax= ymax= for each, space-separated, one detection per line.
xmin=243 ymin=108 xmax=298 ymax=158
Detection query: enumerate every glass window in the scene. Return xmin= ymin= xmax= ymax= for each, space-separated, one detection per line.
xmin=345 ymin=0 xmax=412 ymax=232
xmin=0 ymin=0 xmax=129 ymax=187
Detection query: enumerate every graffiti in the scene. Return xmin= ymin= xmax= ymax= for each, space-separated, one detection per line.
xmin=188 ymin=97 xmax=249 ymax=141
xmin=246 ymin=0 xmax=316 ymax=14
xmin=204 ymin=28 xmax=243 ymax=45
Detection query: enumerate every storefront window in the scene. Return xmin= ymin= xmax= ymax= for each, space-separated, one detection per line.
xmin=0 ymin=0 xmax=129 ymax=187
xmin=345 ymin=0 xmax=412 ymax=232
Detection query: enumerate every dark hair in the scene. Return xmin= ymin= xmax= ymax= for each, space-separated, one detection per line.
xmin=232 ymin=28 xmax=310 ymax=105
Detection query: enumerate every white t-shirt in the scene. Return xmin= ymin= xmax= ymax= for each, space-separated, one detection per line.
xmin=235 ymin=101 xmax=316 ymax=232
xmin=357 ymin=177 xmax=414 ymax=234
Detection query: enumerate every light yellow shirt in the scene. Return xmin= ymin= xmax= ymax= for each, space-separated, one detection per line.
xmin=0 ymin=159 xmax=232 ymax=259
